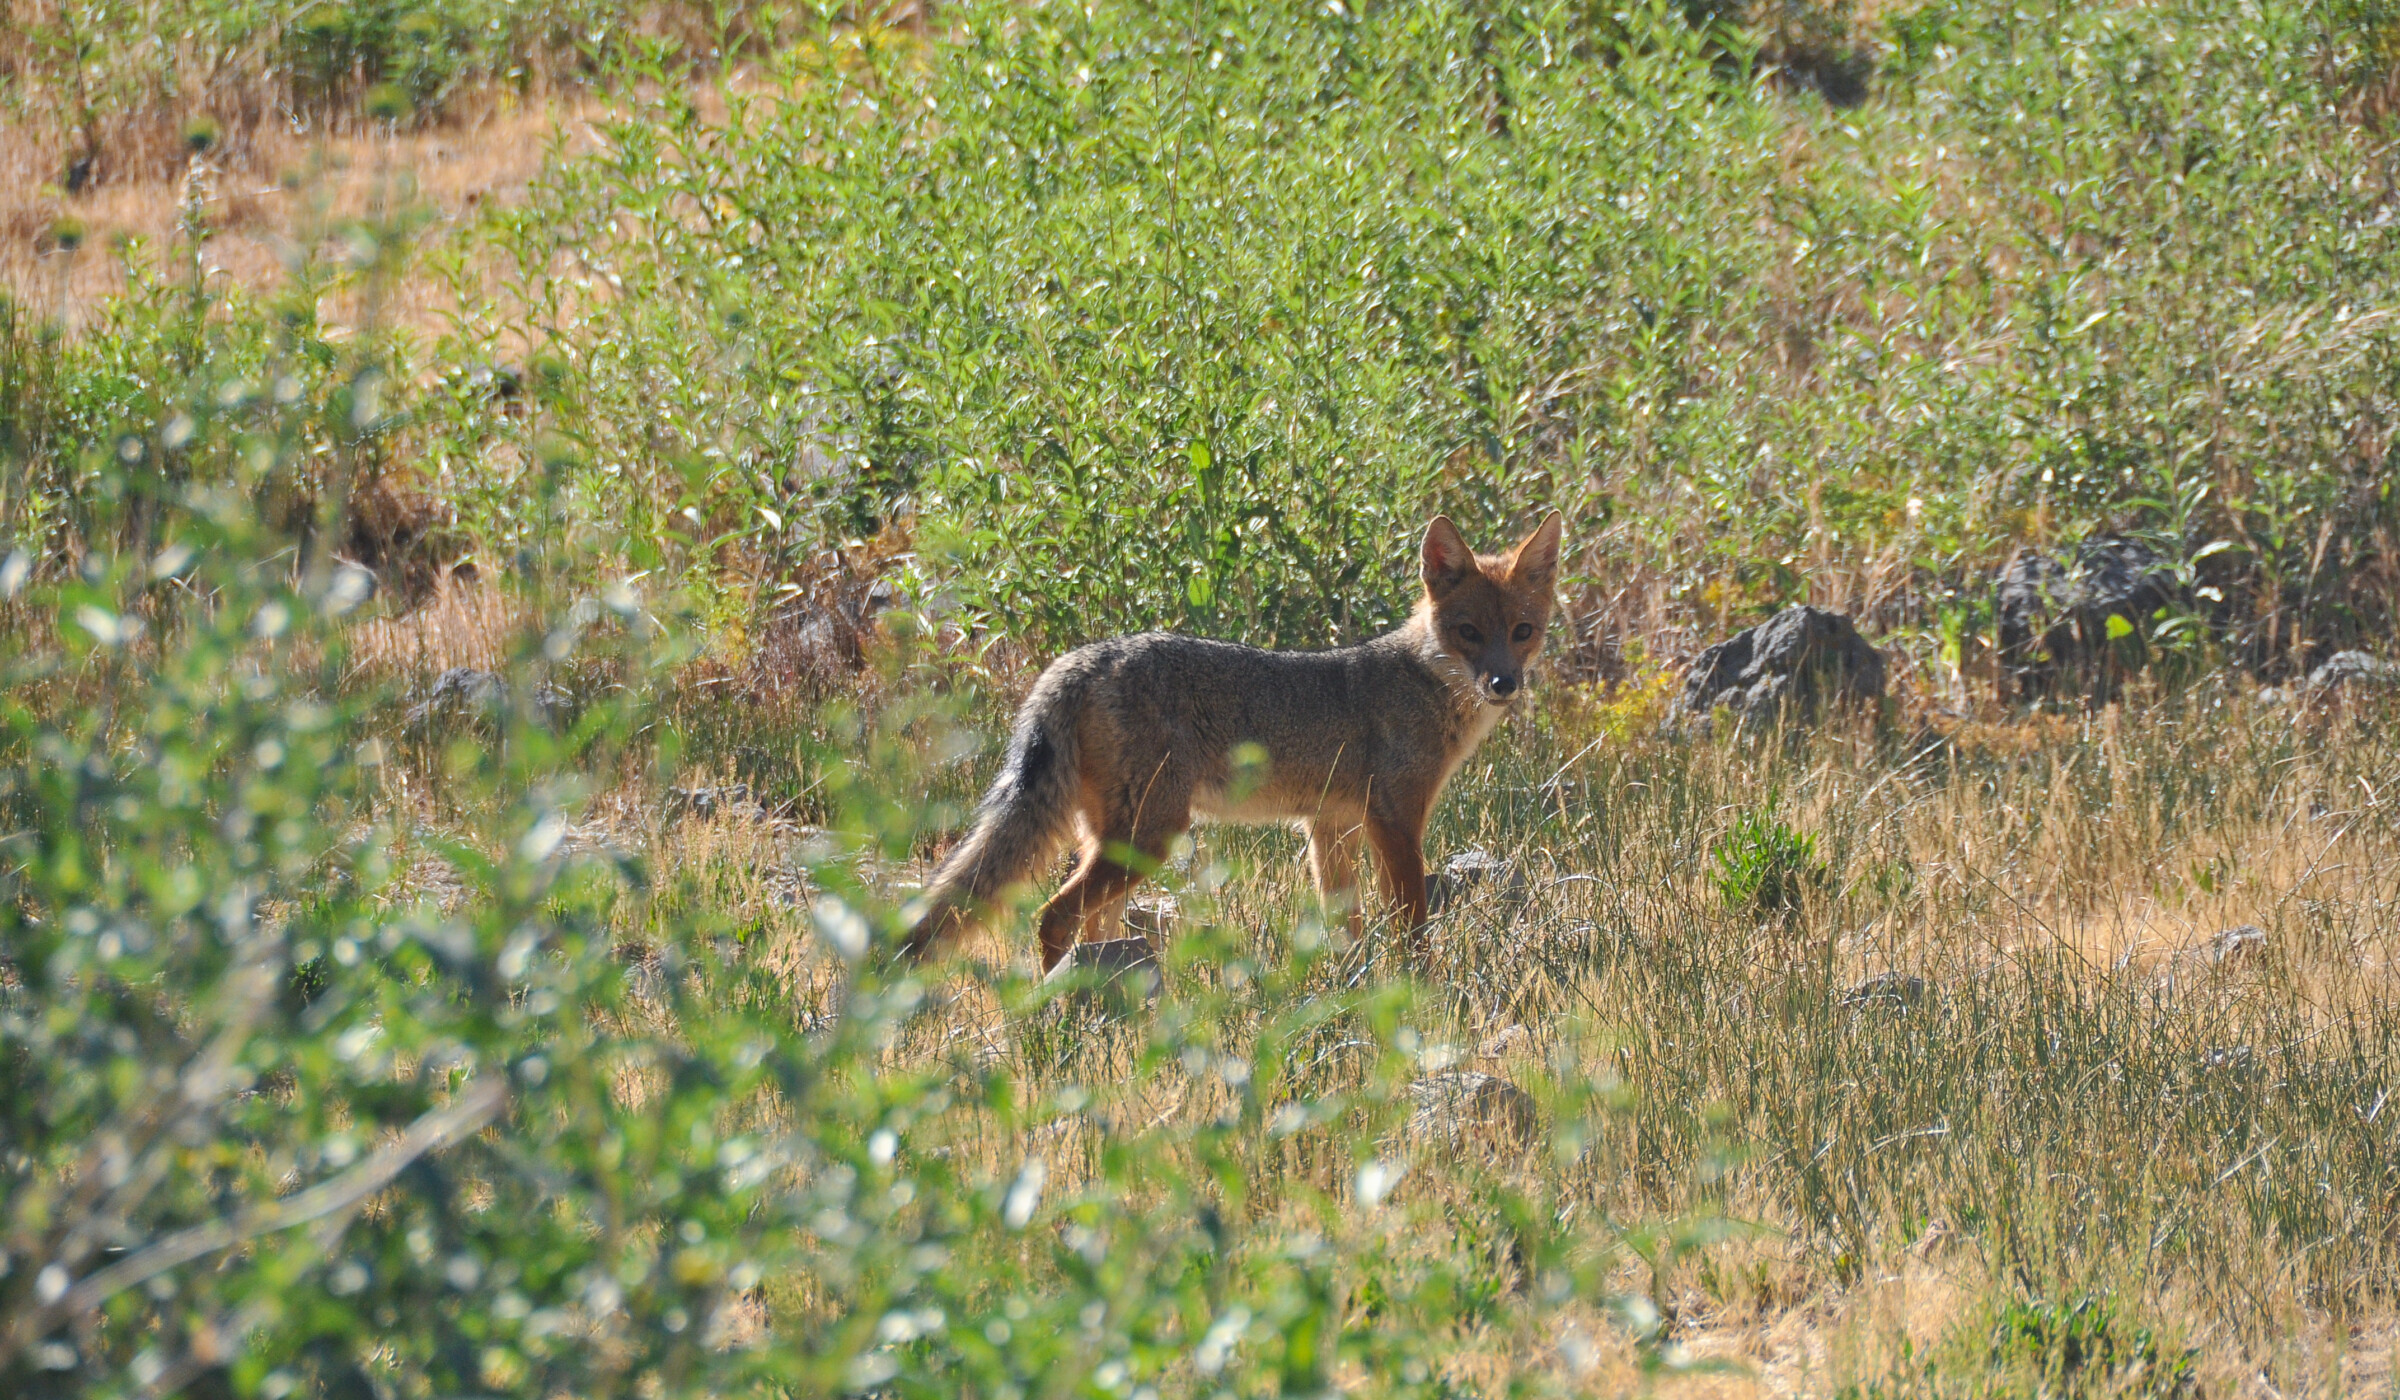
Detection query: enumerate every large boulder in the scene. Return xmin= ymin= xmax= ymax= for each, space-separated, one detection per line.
xmin=1996 ymin=538 xmax=2179 ymax=705
xmin=1674 ymin=604 xmax=1885 ymax=732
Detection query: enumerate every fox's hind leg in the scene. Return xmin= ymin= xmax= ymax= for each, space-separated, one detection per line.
xmin=1304 ymin=817 xmax=1366 ymax=942
xmin=1034 ymin=775 xmax=1192 ymax=973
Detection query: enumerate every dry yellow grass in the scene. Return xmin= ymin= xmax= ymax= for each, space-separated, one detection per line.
xmin=1 ymin=93 xmax=595 ymax=337
xmin=348 ymin=569 xmax=525 ymax=678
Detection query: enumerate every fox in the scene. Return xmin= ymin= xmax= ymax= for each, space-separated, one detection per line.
xmin=899 ymin=511 xmax=1564 ymax=972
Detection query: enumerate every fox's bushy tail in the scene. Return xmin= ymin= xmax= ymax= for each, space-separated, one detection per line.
xmin=899 ymin=699 xmax=1081 ymax=960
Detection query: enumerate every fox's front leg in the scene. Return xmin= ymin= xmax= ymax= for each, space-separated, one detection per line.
xmin=1364 ymin=810 xmax=1432 ymax=962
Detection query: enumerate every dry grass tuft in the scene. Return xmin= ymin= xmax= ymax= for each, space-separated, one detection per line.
xmin=349 ymin=569 xmax=522 ymax=678
xmin=0 ymin=97 xmax=593 ymax=336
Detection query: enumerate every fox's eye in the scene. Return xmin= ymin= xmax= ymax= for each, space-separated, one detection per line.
xmin=1513 ymin=622 xmax=1535 ymax=642
xmin=1456 ymin=624 xmax=1483 ymax=646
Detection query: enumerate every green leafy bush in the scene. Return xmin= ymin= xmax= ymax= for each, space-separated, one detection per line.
xmin=1711 ymin=806 xmax=1822 ymax=916
xmin=1988 ymin=1296 xmax=2199 ymax=1399
xmin=427 ymin=0 xmax=2400 ymax=654
xmin=18 ymin=0 xmax=2400 ymax=658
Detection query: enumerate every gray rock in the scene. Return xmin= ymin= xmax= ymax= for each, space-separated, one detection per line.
xmin=2209 ymin=924 xmax=2267 ymax=967
xmin=1996 ymin=538 xmax=2179 ymax=705
xmin=2298 ymin=651 xmax=2399 ymax=711
xmin=1840 ymin=972 xmax=1930 ymax=1011
xmin=405 ymin=666 xmax=574 ymax=728
xmin=407 ymin=666 xmax=505 ymax=723
xmin=1044 ymin=936 xmax=1160 ymax=1003
xmin=665 ymin=784 xmax=758 ymax=819
xmin=1425 ymin=850 xmax=1527 ymax=915
xmin=1407 ymin=1070 xmax=1539 ymax=1147
xmin=1674 ymin=605 xmax=1885 ymax=732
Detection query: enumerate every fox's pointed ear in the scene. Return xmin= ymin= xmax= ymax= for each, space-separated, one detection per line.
xmin=1507 ymin=511 xmax=1564 ymax=592
xmin=1421 ymin=516 xmax=1476 ymax=595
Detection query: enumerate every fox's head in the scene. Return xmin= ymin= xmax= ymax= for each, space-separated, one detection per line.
xmin=1418 ymin=511 xmax=1564 ymax=707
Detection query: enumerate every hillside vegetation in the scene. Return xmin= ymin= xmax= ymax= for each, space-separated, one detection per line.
xmin=5 ymin=0 xmax=2400 ymax=1395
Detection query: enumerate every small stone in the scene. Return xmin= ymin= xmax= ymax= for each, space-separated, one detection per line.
xmin=1123 ymin=893 xmax=1180 ymax=941
xmin=1840 ymin=972 xmax=1930 ymax=1011
xmin=1406 ymin=1070 xmax=1539 ymax=1148
xmin=1426 ymin=850 xmax=1526 ymax=915
xmin=665 ymin=784 xmax=758 ymax=819
xmin=1477 ymin=1025 xmax=1530 ymax=1059
xmin=2209 ymin=924 xmax=2267 ymax=967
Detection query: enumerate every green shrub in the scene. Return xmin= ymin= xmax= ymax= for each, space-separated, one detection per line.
xmin=18 ymin=0 xmax=2400 ymax=656
xmin=1711 ymin=806 xmax=1822 ymax=916
xmin=410 ymin=0 xmax=2400 ymax=655
xmin=1988 ymin=1296 xmax=2199 ymax=1399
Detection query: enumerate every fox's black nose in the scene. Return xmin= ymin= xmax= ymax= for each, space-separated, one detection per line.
xmin=1490 ymin=674 xmax=1519 ymax=697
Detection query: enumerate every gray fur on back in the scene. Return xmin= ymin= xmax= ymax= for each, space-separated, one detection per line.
xmin=1029 ymin=630 xmax=1467 ymax=806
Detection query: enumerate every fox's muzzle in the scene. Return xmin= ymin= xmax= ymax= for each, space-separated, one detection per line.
xmin=1483 ymin=672 xmax=1520 ymax=704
